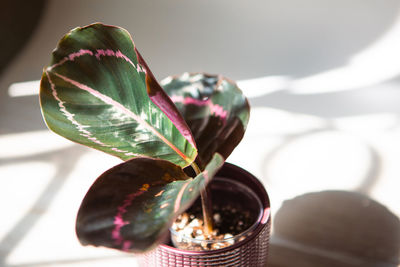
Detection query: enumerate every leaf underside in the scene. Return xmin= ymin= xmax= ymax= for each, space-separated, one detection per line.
xmin=161 ymin=73 xmax=250 ymax=167
xmin=76 ymin=153 xmax=224 ymax=253
xmin=39 ymin=23 xmax=197 ymax=167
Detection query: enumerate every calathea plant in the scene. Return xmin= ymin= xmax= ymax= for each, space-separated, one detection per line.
xmin=39 ymin=23 xmax=249 ymax=253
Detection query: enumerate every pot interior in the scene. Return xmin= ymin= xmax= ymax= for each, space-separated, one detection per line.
xmin=170 ymin=176 xmax=263 ymax=250
xmin=200 ymin=176 xmax=263 ymax=230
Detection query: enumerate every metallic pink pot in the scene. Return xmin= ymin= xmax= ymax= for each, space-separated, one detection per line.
xmin=139 ymin=163 xmax=271 ymax=266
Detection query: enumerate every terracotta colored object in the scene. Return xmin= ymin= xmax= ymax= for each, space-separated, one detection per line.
xmin=139 ymin=163 xmax=271 ymax=266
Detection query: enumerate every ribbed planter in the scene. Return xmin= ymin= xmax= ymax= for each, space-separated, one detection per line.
xmin=139 ymin=163 xmax=271 ymax=267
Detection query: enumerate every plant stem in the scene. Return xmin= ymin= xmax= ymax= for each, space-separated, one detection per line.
xmin=200 ymin=185 xmax=214 ymax=235
xmin=191 ymin=162 xmax=214 ymax=235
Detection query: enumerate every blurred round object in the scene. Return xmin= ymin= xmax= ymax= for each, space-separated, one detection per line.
xmin=265 ymin=131 xmax=373 ymax=198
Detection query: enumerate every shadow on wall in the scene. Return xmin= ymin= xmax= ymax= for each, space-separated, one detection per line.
xmin=98 ymin=0 xmax=400 ymax=80
xmin=2 ymin=0 xmax=400 ymax=81
xmin=249 ymin=79 xmax=400 ymax=118
xmin=0 ymin=0 xmax=47 ymax=75
xmin=268 ymin=191 xmax=400 ymax=267
xmin=2 ymin=1 xmax=400 ymax=135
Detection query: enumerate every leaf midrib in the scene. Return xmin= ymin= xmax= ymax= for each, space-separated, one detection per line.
xmin=49 ymin=70 xmax=193 ymax=165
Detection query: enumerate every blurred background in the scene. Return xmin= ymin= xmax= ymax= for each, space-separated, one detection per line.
xmin=1 ymin=0 xmax=399 ymax=266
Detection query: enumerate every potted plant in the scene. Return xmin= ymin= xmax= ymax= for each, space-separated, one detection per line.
xmin=39 ymin=23 xmax=271 ymax=266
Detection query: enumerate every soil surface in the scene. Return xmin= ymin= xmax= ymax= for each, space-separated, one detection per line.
xmin=171 ymin=204 xmax=254 ymax=251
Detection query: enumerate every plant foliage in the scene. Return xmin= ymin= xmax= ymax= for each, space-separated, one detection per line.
xmin=39 ymin=23 xmax=249 ymax=252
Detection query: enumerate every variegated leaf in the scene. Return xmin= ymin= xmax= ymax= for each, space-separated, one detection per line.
xmin=161 ymin=73 xmax=250 ymax=167
xmin=76 ymin=153 xmax=224 ymax=252
xmin=40 ymin=23 xmax=197 ymax=167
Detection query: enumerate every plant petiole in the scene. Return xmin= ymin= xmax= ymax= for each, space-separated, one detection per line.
xmin=191 ymin=162 xmax=214 ymax=235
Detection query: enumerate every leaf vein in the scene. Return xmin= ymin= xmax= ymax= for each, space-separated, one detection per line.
xmin=51 ymin=71 xmax=190 ymax=164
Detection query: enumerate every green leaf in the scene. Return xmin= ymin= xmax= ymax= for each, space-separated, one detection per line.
xmin=161 ymin=73 xmax=250 ymax=167
xmin=75 ymin=153 xmax=224 ymax=253
xmin=39 ymin=23 xmax=197 ymax=167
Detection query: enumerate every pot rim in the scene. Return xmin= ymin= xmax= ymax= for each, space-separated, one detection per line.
xmin=160 ymin=162 xmax=271 ymax=255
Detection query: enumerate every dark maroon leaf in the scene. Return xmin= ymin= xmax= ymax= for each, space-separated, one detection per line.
xmin=76 ymin=154 xmax=223 ymax=253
